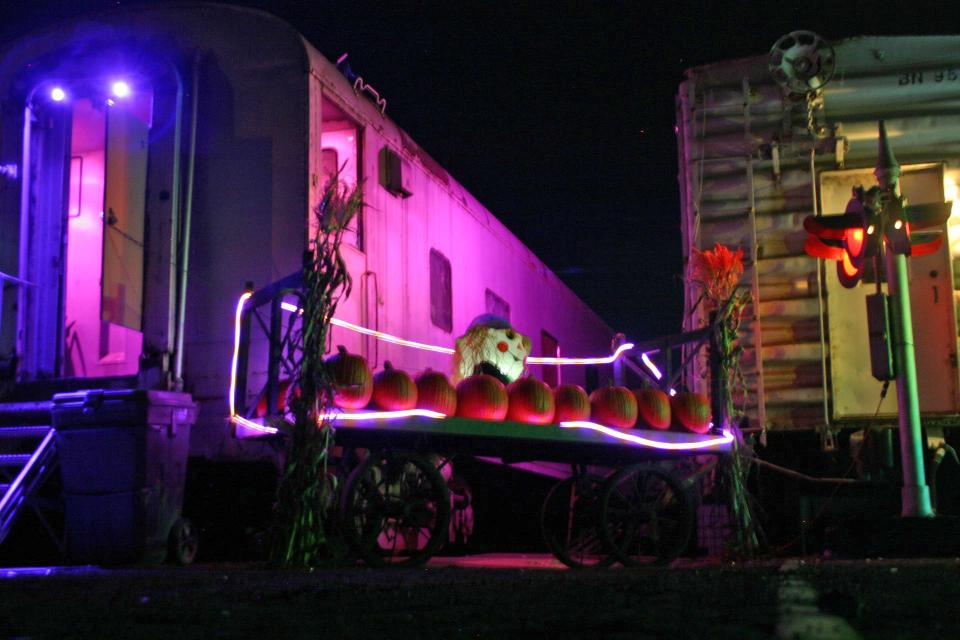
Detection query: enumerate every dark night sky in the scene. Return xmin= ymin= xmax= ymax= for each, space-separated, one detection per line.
xmin=1 ymin=0 xmax=955 ymax=340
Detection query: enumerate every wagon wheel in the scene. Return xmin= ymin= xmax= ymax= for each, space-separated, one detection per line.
xmin=598 ymin=465 xmax=694 ymax=567
xmin=167 ymin=518 xmax=200 ymax=566
xmin=339 ymin=450 xmax=451 ymax=568
xmin=540 ymin=473 xmax=615 ymax=568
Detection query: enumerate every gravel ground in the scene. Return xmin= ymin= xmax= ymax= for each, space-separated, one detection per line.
xmin=1 ymin=555 xmax=959 ymax=639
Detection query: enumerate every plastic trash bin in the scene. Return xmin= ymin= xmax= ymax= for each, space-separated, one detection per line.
xmin=52 ymin=389 xmax=198 ymax=564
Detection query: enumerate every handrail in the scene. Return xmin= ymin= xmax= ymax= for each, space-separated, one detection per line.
xmin=0 ymin=271 xmax=34 ymax=288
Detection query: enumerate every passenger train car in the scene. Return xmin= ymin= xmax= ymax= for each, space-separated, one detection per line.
xmin=0 ymin=2 xmax=615 ymax=462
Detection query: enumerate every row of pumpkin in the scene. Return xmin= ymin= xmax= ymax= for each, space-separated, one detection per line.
xmin=257 ymin=347 xmax=712 ymax=433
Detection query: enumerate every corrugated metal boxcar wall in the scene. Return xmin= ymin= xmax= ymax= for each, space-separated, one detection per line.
xmin=677 ymin=36 xmax=960 ymax=434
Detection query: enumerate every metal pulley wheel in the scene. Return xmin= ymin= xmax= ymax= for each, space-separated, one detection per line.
xmin=769 ymin=30 xmax=835 ymax=94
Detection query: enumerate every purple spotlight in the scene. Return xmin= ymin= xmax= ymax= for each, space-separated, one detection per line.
xmin=50 ymin=87 xmax=66 ymax=102
xmin=111 ymin=80 xmax=131 ymax=98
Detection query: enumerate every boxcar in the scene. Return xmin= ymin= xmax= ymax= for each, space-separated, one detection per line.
xmin=676 ymin=35 xmax=960 ymax=453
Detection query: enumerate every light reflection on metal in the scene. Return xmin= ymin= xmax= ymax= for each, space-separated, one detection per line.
xmin=0 ymin=566 xmax=102 ymax=579
xmin=559 ymin=421 xmax=733 ymax=451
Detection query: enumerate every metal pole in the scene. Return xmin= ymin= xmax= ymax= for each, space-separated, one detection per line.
xmin=612 ymin=333 xmax=625 ymax=387
xmin=875 ymin=121 xmax=932 ymax=518
xmin=173 ymin=49 xmax=201 ymax=390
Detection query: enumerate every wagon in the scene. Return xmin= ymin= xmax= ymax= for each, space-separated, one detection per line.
xmin=328 ymin=415 xmax=732 ymax=568
xmin=231 ymin=275 xmax=736 ymax=568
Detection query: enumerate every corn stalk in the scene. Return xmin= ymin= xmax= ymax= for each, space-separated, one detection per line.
xmin=271 ymin=175 xmax=363 ymax=566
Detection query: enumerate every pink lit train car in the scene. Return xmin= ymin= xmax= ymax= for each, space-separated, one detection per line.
xmin=0 ymin=3 xmax=614 ymax=462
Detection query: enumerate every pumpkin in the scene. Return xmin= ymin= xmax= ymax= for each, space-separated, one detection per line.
xmin=589 ymin=385 xmax=638 ymax=429
xmin=633 ymin=388 xmax=671 ymax=430
xmin=372 ymin=361 xmax=418 ymax=410
xmin=506 ymin=377 xmax=555 ymax=424
xmin=553 ymin=384 xmax=591 ymax=422
xmin=671 ymin=391 xmax=712 ymax=434
xmin=456 ymin=374 xmax=508 ymax=421
xmin=254 ymin=379 xmax=298 ymax=417
xmin=325 ymin=345 xmax=373 ymax=409
xmin=415 ymin=369 xmax=457 ymax=415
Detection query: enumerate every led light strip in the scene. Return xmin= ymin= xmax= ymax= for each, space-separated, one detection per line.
xmin=640 ymin=351 xmax=678 ymax=396
xmin=233 ymin=412 xmax=732 ymax=452
xmin=228 ymin=292 xmax=253 ymax=418
xmin=528 ymin=342 xmax=635 ymax=365
xmin=232 ymin=294 xmax=675 ymax=438
xmin=641 ymin=352 xmax=662 ymax=379
xmin=281 ymin=301 xmax=454 ymax=353
xmin=559 ymin=421 xmax=733 ymax=451
xmin=281 ymin=300 xmax=636 ymax=364
xmin=316 ymin=408 xmax=447 ymax=421
xmin=232 ymin=414 xmax=280 ymax=436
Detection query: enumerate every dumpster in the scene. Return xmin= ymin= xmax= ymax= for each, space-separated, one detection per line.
xmin=52 ymin=389 xmax=199 ymax=564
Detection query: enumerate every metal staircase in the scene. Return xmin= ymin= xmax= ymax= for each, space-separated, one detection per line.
xmin=0 ymin=402 xmax=60 ymax=549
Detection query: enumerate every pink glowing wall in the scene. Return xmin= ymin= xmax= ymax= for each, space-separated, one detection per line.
xmin=63 ymin=98 xmax=142 ymax=378
xmin=310 ymin=80 xmax=615 ymax=389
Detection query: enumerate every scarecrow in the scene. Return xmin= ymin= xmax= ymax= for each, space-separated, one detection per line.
xmin=452 ymin=314 xmax=531 ymax=384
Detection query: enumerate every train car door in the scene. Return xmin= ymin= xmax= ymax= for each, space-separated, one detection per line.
xmin=315 ymin=97 xmax=370 ymax=362
xmin=19 ymin=82 xmax=151 ymax=380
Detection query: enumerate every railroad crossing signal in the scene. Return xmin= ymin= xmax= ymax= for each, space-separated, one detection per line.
xmin=803 ymin=186 xmax=952 ymax=288
xmin=800 ymin=120 xmax=956 ymax=519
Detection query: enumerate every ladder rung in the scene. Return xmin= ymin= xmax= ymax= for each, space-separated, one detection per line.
xmin=0 ymin=454 xmax=31 ymax=467
xmin=0 ymin=426 xmax=51 ymax=439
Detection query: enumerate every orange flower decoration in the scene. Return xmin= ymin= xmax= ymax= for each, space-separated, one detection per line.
xmin=690 ymin=243 xmax=744 ymax=306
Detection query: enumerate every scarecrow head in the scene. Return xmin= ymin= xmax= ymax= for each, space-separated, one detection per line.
xmin=452 ymin=315 xmax=531 ymax=384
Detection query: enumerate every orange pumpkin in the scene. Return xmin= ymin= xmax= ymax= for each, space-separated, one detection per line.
xmin=507 ymin=377 xmax=555 ymax=424
xmin=671 ymin=391 xmax=712 ymax=434
xmin=553 ymin=384 xmax=591 ymax=422
xmin=456 ymin=374 xmax=508 ymax=421
xmin=372 ymin=361 xmax=418 ymax=410
xmin=325 ymin=345 xmax=373 ymax=409
xmin=254 ymin=379 xmax=298 ymax=417
xmin=633 ymin=388 xmax=671 ymax=430
xmin=589 ymin=386 xmax=638 ymax=429
xmin=415 ymin=369 xmax=457 ymax=415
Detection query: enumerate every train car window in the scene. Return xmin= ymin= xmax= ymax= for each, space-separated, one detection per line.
xmin=430 ymin=249 xmax=453 ymax=332
xmin=379 ymin=146 xmax=412 ymax=198
xmin=485 ymin=289 xmax=510 ymax=322
xmin=540 ymin=330 xmax=560 ymax=386
xmin=322 ymin=148 xmax=338 ymax=181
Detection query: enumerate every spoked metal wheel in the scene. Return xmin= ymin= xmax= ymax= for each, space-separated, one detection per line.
xmin=167 ymin=517 xmax=200 ymax=565
xmin=599 ymin=465 xmax=694 ymax=567
xmin=540 ymin=473 xmax=615 ymax=568
xmin=339 ymin=450 xmax=451 ymax=567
